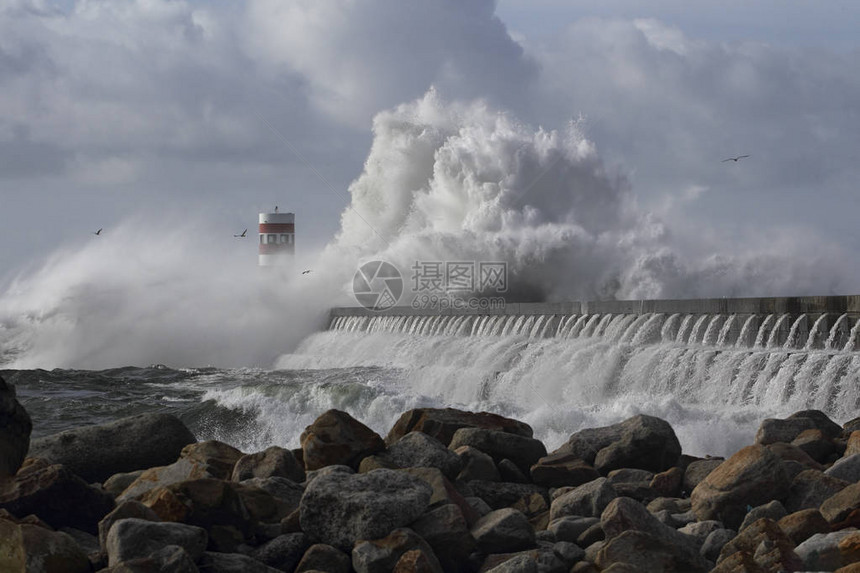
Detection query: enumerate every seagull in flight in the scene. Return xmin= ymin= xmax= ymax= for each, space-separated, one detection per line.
xmin=722 ymin=155 xmax=751 ymax=163
xmin=93 ymin=228 xmax=102 ymax=236
xmin=233 ymin=229 xmax=247 ymax=238
xmin=302 ymin=270 xmax=312 ymax=275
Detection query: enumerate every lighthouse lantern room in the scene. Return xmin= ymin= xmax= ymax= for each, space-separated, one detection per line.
xmin=258 ymin=210 xmax=295 ymax=266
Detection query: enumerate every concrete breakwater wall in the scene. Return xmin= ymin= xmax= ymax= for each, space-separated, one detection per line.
xmin=329 ymin=295 xmax=860 ymax=350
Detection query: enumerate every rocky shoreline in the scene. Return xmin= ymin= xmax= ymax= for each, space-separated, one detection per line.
xmin=2 ymin=374 xmax=860 ymax=572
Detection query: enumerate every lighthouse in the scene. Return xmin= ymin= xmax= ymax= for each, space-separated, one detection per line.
xmin=258 ymin=208 xmax=295 ymax=266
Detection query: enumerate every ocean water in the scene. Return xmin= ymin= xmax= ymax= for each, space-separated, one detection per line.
xmin=6 ymin=309 xmax=859 ymax=460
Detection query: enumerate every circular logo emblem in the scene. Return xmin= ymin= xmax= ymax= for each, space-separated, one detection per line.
xmin=353 ymin=260 xmax=403 ymax=311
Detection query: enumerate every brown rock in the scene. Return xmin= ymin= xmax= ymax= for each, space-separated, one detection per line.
xmin=845 ymin=431 xmax=860 ymax=457
xmin=386 ymin=408 xmax=533 ymax=446
xmin=393 ymin=549 xmax=443 ymax=573
xmin=455 ymin=446 xmax=500 ymax=482
xmin=0 ymin=375 xmax=32 ymax=479
xmin=710 ymin=550 xmax=766 ymax=573
xmin=180 ymin=440 xmax=244 ymax=480
xmin=792 ymin=429 xmax=839 ymax=464
xmin=766 ymin=442 xmax=823 ymax=471
xmin=691 ymin=445 xmax=791 ymax=529
xmin=139 ymin=478 xmax=253 ymax=541
xmin=821 ymin=482 xmax=860 ymax=524
xmin=530 ymin=452 xmax=600 ymax=488
xmin=0 ymin=458 xmax=114 ymax=534
xmin=20 ymin=523 xmax=90 ymax=573
xmin=717 ymin=518 xmax=795 ymax=564
xmin=295 ymin=543 xmax=351 ymax=573
xmin=400 ymin=467 xmax=480 ymax=524
xmin=351 ymin=527 xmax=443 ymax=573
xmin=778 ymin=508 xmax=831 ymax=545
xmin=683 ymin=458 xmax=724 ymax=494
xmin=594 ymin=530 xmax=710 ymax=573
xmin=301 ymin=409 xmax=384 ymax=471
xmin=756 ymin=417 xmax=817 ymax=445
xmin=784 ymin=469 xmax=849 ymax=513
xmin=448 ymin=428 xmax=547 ymax=475
xmin=649 ymin=466 xmax=683 ymax=498
xmin=232 ymin=446 xmax=305 ymax=483
xmin=411 ymin=503 xmax=475 ymax=573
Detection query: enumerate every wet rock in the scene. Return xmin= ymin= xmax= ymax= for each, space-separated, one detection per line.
xmin=411 ymin=503 xmax=475 ymax=572
xmin=794 ymin=529 xmax=860 ymax=571
xmin=449 ymin=428 xmax=547 ymax=474
xmin=232 ymin=446 xmax=305 ymax=483
xmin=380 ymin=432 xmax=462 ymax=480
xmin=467 ymin=480 xmax=548 ymax=511
xmin=784 ymin=469 xmax=849 ymax=515
xmin=683 ymin=458 xmax=724 ymax=494
xmin=778 ymin=508 xmax=831 ymax=545
xmin=300 ymin=468 xmax=431 ymax=551
xmin=351 ymin=528 xmax=442 ymax=573
xmin=251 ymin=532 xmax=310 ymax=572
xmin=471 ymin=508 xmax=536 ymax=554
xmin=0 ymin=458 xmax=115 ymax=534
xmin=105 ymin=518 xmax=207 ymax=567
xmin=98 ymin=500 xmax=161 ymax=551
xmin=738 ymin=500 xmax=787 ymax=532
xmin=301 ymin=410 xmax=385 ymax=471
xmin=549 ymin=478 xmax=617 ymax=520
xmin=455 ymin=446 xmax=501 ymax=482
xmin=386 ymin=408 xmax=533 ymax=446
xmin=529 ymin=452 xmax=600 ymax=489
xmin=821 ymin=482 xmax=860 ymax=524
xmin=690 ymin=444 xmax=790 ymax=529
xmin=28 ymin=413 xmax=195 ymax=484
xmin=295 ymin=543 xmax=351 ymax=573
xmin=826 ymin=453 xmax=860 ymax=483
xmin=0 ymin=375 xmax=32 ymax=479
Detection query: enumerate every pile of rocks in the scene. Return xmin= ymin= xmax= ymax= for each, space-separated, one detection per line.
xmin=2 ymin=375 xmax=860 ymax=572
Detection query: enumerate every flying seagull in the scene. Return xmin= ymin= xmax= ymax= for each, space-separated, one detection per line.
xmin=93 ymin=228 xmax=102 ymax=236
xmin=302 ymin=270 xmax=312 ymax=275
xmin=234 ymin=229 xmax=247 ymax=238
xmin=722 ymin=155 xmax=751 ymax=163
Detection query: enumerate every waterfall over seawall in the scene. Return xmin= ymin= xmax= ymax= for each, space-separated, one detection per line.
xmin=277 ymin=297 xmax=860 ymax=456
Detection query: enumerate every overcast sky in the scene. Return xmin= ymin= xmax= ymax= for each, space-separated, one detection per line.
xmin=2 ymin=0 xmax=859 ymax=290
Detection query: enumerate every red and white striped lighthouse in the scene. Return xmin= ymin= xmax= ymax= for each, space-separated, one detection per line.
xmin=258 ymin=209 xmax=295 ymax=266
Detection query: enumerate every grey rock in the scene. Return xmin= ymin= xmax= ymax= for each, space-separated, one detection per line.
xmin=465 ymin=496 xmax=492 ymax=517
xmin=683 ymin=459 xmax=723 ymax=494
xmin=0 ymin=375 xmax=32 ymax=479
xmin=646 ymin=497 xmax=691 ymax=514
xmin=305 ymin=464 xmax=354 ymax=484
xmin=595 ymin=530 xmax=710 ymax=573
xmin=549 ymin=478 xmax=617 ymax=520
xmin=755 ymin=417 xmax=817 ymax=445
xmin=251 ymin=533 xmax=310 ymax=572
xmin=552 ymin=540 xmax=585 ymax=566
xmin=103 ymin=470 xmax=145 ymax=498
xmin=19 ymin=525 xmax=90 ymax=573
xmin=678 ymin=520 xmax=723 ymax=543
xmin=98 ymin=499 xmax=161 ymax=552
xmin=787 ymin=410 xmax=843 ymax=438
xmin=240 ymin=476 xmax=304 ymax=513
xmin=105 ymin=518 xmax=207 ymax=567
xmin=449 ymin=428 xmax=547 ymax=474
xmin=471 ymin=508 xmax=536 ymax=554
xmin=299 ymin=468 xmax=432 ymax=551
xmin=411 ymin=503 xmax=475 ymax=572
xmin=498 ymin=458 xmax=530 ymax=483
xmin=825 ymin=453 xmax=860 ymax=482
xmin=232 ymin=446 xmax=306 ymax=483
xmin=600 ymin=497 xmax=698 ymax=555
xmin=466 ymin=480 xmax=548 ymax=510
xmin=29 ymin=413 xmax=195 ymax=483
xmin=699 ymin=528 xmax=736 ymax=562
xmin=485 ymin=554 xmax=537 ymax=573
xmin=529 ymin=452 xmax=600 ymax=489
xmin=607 ymin=468 xmax=655 ymax=484
xmin=794 ymin=529 xmax=860 ymax=571
xmin=784 ymin=469 xmax=850 ymax=513
xmin=576 ymin=522 xmax=605 ymax=547
xmin=547 ymin=516 xmax=599 ymax=544
xmin=382 ymin=431 xmax=462 ymax=479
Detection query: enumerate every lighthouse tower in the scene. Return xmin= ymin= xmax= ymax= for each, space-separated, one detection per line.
xmin=258 ymin=208 xmax=295 ymax=266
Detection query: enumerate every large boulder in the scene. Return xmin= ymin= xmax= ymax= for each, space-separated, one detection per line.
xmin=794 ymin=530 xmax=860 ymax=572
xmin=351 ymin=527 xmax=442 ymax=573
xmin=448 ymin=428 xmax=546 ymax=474
xmin=0 ymin=458 xmax=114 ymax=534
xmin=784 ymin=469 xmax=850 ymax=513
xmin=98 ymin=499 xmax=161 ymax=551
xmin=554 ymin=415 xmax=681 ymax=474
xmin=690 ymin=444 xmax=791 ymax=529
xmin=301 ymin=410 xmax=385 ymax=471
xmin=0 ymin=375 xmax=32 ymax=479
xmin=411 ymin=503 xmax=476 ymax=572
xmin=594 ymin=530 xmax=710 ymax=573
xmin=27 ymin=413 xmax=196 ymax=484
xmin=299 ymin=468 xmax=432 ymax=551
xmin=386 ymin=408 xmax=533 ymax=446
xmin=549 ymin=478 xmax=617 ymax=520
xmin=530 ymin=452 xmax=600 ymax=488
xmin=820 ymin=482 xmax=860 ymax=525
xmin=1 ymin=521 xmax=90 ymax=573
